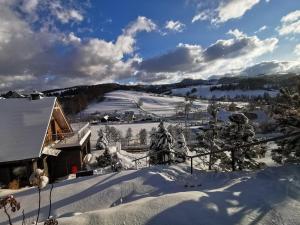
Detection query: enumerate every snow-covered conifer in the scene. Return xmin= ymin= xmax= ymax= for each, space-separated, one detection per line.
xmin=173 ymin=126 xmax=189 ymax=162
xmin=96 ymin=129 xmax=108 ymax=150
xmin=220 ymin=113 xmax=262 ymax=170
xmin=149 ymin=121 xmax=175 ymax=164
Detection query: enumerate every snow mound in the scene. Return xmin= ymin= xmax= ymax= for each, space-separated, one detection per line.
xmin=58 ymin=191 xmax=208 ymax=225
xmin=56 ymin=165 xmax=300 ymax=225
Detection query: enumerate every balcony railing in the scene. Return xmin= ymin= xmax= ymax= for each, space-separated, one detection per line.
xmin=52 ymin=123 xmax=91 ymax=148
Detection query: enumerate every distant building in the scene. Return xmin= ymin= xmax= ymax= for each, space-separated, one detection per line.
xmin=0 ymin=96 xmax=91 ymax=188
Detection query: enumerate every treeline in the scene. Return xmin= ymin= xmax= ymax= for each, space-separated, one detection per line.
xmin=217 ymin=74 xmax=300 ymax=91
xmin=44 ymin=82 xmax=160 ymax=114
xmin=45 ymin=83 xmax=122 ymax=114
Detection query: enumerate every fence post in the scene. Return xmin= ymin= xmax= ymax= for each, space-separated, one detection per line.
xmin=190 ymin=157 xmax=193 ymax=174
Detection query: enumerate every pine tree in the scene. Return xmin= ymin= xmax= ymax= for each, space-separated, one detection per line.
xmin=197 ymin=102 xmax=223 ymax=170
xmin=105 ymin=125 xmax=122 ymax=144
xmin=149 ymin=121 xmax=175 ymax=164
xmin=125 ymin=128 xmax=133 ymax=146
xmin=272 ymin=86 xmax=300 ymax=164
xmin=220 ymin=113 xmax=263 ymax=170
xmin=173 ymin=126 xmax=189 ymax=162
xmin=95 ymin=129 xmax=112 ymax=167
xmin=138 ymin=129 xmax=148 ymax=145
xmin=96 ymin=150 xmax=113 ymax=168
xmin=96 ymin=129 xmax=108 ymax=150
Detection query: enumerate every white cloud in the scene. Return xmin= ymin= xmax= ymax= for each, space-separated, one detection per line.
xmin=227 ymin=29 xmax=244 ymax=38
xmin=281 ymin=10 xmax=300 ymax=23
xmin=0 ymin=0 xmax=296 ymax=90
xmin=192 ymin=0 xmax=260 ymax=24
xmin=21 ymin=0 xmax=39 ymax=13
xmin=74 ymin=16 xmax=156 ymax=79
xmin=295 ymin=44 xmax=300 ymax=57
xmin=49 ymin=1 xmax=84 ymax=24
xmin=255 ymin=25 xmax=267 ymax=33
xmin=165 ymin=20 xmax=185 ymax=32
xmin=63 ymin=32 xmax=81 ymax=44
xmin=138 ymin=29 xmax=278 ymax=81
xmin=124 ymin=16 xmax=157 ymax=36
xmin=217 ymin=0 xmax=260 ymax=23
xmin=192 ymin=10 xmax=213 ymax=23
xmin=277 ymin=10 xmax=300 ymax=35
xmin=242 ymin=61 xmax=300 ymax=76
xmin=0 ymin=0 xmax=157 ymax=91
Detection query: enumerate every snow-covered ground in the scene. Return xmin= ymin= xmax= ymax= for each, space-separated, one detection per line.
xmin=82 ymin=90 xmax=210 ymax=117
xmin=78 ymin=122 xmax=162 ymax=147
xmin=171 ymin=85 xmax=279 ymax=99
xmin=0 ymin=164 xmax=299 ymax=225
xmin=90 ymin=123 xmax=160 ymax=143
xmin=82 ymin=90 xmax=250 ymax=121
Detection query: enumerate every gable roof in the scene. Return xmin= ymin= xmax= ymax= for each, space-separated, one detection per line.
xmin=0 ymin=97 xmax=56 ymax=163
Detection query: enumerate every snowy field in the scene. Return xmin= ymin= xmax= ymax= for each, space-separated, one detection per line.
xmin=171 ymin=85 xmax=279 ymax=99
xmin=82 ymin=90 xmax=249 ymax=119
xmin=0 ymin=164 xmax=299 ymax=225
xmin=82 ymin=90 xmax=210 ymax=117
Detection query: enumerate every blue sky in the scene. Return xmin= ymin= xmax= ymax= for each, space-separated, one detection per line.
xmin=0 ymin=0 xmax=299 ymax=91
xmin=88 ymin=0 xmax=298 ymax=59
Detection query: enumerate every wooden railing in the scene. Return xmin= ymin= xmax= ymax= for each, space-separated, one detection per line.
xmin=52 ymin=123 xmax=91 ymax=146
xmin=132 ymin=131 xmax=300 ymax=174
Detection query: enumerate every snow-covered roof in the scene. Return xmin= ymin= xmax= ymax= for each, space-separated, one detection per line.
xmin=0 ymin=97 xmax=56 ymax=163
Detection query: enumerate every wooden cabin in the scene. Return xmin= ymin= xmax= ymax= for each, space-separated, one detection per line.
xmin=0 ymin=95 xmax=91 ymax=188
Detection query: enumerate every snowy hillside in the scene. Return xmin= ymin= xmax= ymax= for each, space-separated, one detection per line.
xmin=0 ymin=164 xmax=299 ymax=225
xmin=82 ymin=90 xmax=209 ymax=117
xmin=171 ymin=85 xmax=278 ymax=99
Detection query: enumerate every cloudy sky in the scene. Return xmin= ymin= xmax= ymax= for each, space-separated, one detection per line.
xmin=0 ymin=0 xmax=299 ymax=91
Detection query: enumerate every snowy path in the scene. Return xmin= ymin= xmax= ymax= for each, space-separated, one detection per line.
xmin=0 ymin=164 xmax=299 ymax=225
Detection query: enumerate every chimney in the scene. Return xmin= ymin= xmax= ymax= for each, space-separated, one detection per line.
xmin=30 ymin=91 xmax=44 ymax=100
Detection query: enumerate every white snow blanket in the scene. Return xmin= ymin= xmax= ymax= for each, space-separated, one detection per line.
xmin=0 ymin=164 xmax=299 ymax=225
